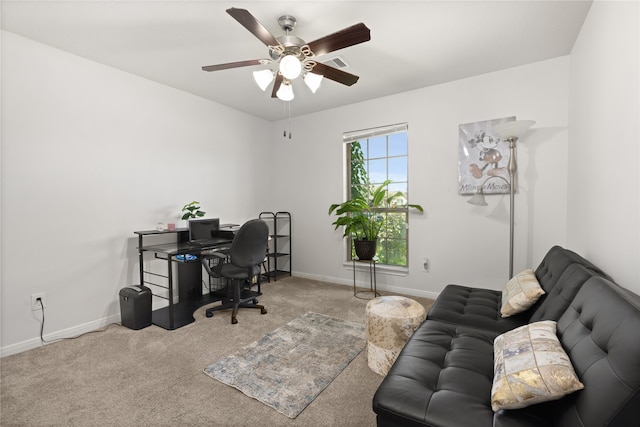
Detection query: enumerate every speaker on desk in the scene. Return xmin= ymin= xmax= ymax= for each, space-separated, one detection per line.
xmin=119 ymin=285 xmax=152 ymax=330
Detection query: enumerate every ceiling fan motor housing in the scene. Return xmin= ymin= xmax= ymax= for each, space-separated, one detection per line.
xmin=271 ymin=36 xmax=307 ymax=60
xmin=278 ymin=15 xmax=296 ymax=32
xmin=269 ymin=16 xmax=307 ymax=61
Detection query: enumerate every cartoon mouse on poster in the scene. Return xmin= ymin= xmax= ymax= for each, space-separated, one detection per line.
xmin=466 ymin=129 xmax=507 ymax=179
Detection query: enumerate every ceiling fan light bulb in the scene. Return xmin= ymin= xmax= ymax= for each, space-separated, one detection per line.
xmin=279 ymin=55 xmax=302 ymax=80
xmin=276 ymin=81 xmax=294 ymax=101
xmin=253 ymin=69 xmax=274 ymax=91
xmin=304 ymin=72 xmax=323 ymax=93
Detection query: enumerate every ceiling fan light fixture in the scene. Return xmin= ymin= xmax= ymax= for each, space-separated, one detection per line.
xmin=279 ymin=54 xmax=302 ymax=80
xmin=202 ymin=9 xmax=371 ymax=104
xmin=253 ymin=69 xmax=274 ymax=91
xmin=276 ymin=80 xmax=294 ymax=101
xmin=303 ymin=72 xmax=323 ymax=93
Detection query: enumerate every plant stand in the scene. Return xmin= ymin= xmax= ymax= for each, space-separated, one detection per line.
xmin=353 ymin=257 xmax=380 ymax=300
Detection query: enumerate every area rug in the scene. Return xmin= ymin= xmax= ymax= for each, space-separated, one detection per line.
xmin=203 ymin=312 xmax=366 ymax=418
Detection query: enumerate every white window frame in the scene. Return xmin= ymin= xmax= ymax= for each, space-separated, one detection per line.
xmin=342 ymin=123 xmax=412 ymax=271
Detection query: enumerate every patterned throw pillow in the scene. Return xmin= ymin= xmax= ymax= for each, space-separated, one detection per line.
xmin=491 ymin=320 xmax=584 ymax=411
xmin=501 ymin=269 xmax=545 ymax=317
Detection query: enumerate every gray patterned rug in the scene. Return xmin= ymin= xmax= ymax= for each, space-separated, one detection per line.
xmin=203 ymin=312 xmax=366 ymax=418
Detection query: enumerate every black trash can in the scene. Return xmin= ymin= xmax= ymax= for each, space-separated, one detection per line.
xmin=119 ymin=285 xmax=152 ymax=330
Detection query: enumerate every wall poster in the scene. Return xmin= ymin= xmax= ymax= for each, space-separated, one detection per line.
xmin=458 ymin=116 xmax=515 ymax=195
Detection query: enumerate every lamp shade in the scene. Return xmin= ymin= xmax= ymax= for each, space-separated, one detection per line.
xmin=492 ymin=120 xmax=536 ymax=139
xmin=276 ymin=81 xmax=294 ymax=101
xmin=279 ymin=55 xmax=302 ymax=80
xmin=253 ymin=69 xmax=274 ymax=91
xmin=303 ymin=72 xmax=323 ymax=93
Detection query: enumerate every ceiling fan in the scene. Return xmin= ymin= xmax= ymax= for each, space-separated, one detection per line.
xmin=202 ymin=8 xmax=371 ymax=100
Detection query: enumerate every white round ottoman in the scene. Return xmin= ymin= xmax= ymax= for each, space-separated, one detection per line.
xmin=365 ymin=296 xmax=427 ymax=376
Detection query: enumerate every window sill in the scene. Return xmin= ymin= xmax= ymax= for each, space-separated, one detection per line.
xmin=344 ymin=261 xmax=408 ymax=277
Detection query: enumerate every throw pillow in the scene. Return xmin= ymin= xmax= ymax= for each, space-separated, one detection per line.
xmin=491 ymin=320 xmax=584 ymax=411
xmin=501 ymin=269 xmax=545 ymax=317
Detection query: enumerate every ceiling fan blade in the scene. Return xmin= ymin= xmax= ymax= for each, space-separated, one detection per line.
xmin=271 ymin=73 xmax=283 ymax=98
xmin=202 ymin=59 xmax=267 ymax=72
xmin=311 ymin=62 xmax=360 ymax=86
xmin=227 ymin=7 xmax=280 ymax=47
xmin=307 ymin=23 xmax=371 ymax=57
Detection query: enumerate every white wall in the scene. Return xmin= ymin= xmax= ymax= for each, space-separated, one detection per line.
xmin=1 ymin=32 xmax=272 ymax=355
xmin=3 ymin=0 xmax=637 ymax=357
xmin=271 ymin=57 xmax=571 ymax=297
xmin=568 ymin=0 xmax=639 ymax=292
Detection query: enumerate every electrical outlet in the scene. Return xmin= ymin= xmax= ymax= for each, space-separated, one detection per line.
xmin=422 ymin=258 xmax=430 ymax=272
xmin=31 ymin=293 xmax=46 ymax=311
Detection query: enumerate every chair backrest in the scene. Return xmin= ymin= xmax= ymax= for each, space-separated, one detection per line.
xmin=229 ymin=219 xmax=269 ymax=268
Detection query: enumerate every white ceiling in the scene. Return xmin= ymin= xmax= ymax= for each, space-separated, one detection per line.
xmin=1 ymin=1 xmax=592 ymax=121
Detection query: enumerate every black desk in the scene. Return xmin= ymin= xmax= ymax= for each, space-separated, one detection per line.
xmin=135 ymin=227 xmax=235 ymax=330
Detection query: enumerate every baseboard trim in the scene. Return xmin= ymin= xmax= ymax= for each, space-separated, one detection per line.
xmin=291 ymin=271 xmax=441 ymax=300
xmin=1 ymin=313 xmax=122 ymax=358
xmin=3 ymin=274 xmax=440 ymax=357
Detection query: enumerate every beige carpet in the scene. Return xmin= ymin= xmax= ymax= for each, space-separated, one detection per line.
xmin=0 ymin=277 xmax=434 ymax=426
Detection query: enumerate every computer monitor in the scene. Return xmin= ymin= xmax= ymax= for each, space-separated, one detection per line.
xmin=188 ymin=218 xmax=220 ymax=243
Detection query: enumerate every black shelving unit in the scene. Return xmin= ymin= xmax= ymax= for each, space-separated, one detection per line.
xmin=259 ymin=211 xmax=291 ymax=281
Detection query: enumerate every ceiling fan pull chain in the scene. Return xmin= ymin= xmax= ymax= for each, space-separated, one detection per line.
xmin=283 ymin=102 xmax=287 ymax=138
xmin=282 ymin=101 xmax=292 ymax=140
xmin=288 ymin=102 xmax=292 ymax=139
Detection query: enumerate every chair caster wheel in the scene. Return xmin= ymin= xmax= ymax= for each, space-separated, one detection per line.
xmin=206 ymin=311 xmax=213 ymax=318
xmin=231 ymin=317 xmax=238 ymax=324
xmin=261 ymin=308 xmax=267 ymax=315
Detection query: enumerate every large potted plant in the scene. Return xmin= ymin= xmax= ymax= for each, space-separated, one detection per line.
xmin=328 ymin=179 xmax=423 ymax=260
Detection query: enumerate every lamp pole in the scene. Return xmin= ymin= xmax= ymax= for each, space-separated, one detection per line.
xmin=507 ymin=136 xmax=517 ymax=279
xmin=492 ymin=119 xmax=535 ymax=279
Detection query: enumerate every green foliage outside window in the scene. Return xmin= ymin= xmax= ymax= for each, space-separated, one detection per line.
xmin=348 ymin=134 xmax=417 ymax=267
xmin=350 ymin=141 xmax=368 ymax=200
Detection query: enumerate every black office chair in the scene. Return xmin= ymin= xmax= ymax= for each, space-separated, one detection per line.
xmin=203 ymin=219 xmax=269 ymax=324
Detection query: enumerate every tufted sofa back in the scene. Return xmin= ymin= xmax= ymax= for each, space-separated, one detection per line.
xmin=503 ymin=277 xmax=640 ymax=427
xmin=527 ymin=245 xmax=614 ymax=323
xmin=528 ymin=263 xmax=596 ymax=323
xmin=494 ymin=250 xmax=640 ymax=427
xmin=534 ymin=245 xmax=612 ymax=291
xmin=510 ymin=248 xmax=640 ymax=427
xmin=552 ymin=277 xmax=640 ymax=426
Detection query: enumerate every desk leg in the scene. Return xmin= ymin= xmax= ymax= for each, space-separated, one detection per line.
xmin=167 ymin=255 xmax=174 ymax=330
xmin=138 ymin=234 xmax=144 ymax=287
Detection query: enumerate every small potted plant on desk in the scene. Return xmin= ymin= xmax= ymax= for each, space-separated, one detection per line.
xmin=181 ymin=201 xmax=206 ymax=221
xmin=328 ymin=179 xmax=423 ymax=260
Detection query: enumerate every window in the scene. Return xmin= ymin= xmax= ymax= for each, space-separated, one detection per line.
xmin=343 ymin=123 xmax=413 ymax=267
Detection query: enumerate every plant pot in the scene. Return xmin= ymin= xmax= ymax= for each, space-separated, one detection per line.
xmin=354 ymin=239 xmax=377 ymax=260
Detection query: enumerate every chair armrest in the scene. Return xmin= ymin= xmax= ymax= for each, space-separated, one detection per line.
xmin=201 ymin=251 xmax=229 ymax=277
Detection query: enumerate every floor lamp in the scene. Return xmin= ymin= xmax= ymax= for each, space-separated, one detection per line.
xmin=467 ymin=119 xmax=535 ymax=279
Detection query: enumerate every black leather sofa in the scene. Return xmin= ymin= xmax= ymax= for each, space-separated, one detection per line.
xmin=373 ymin=246 xmax=640 ymax=427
